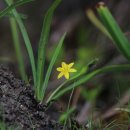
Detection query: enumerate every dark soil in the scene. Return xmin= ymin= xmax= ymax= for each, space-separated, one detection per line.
xmin=0 ymin=66 xmax=64 ymax=130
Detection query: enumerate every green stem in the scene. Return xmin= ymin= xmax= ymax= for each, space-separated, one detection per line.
xmin=10 ymin=16 xmax=28 ymax=82
xmin=0 ymin=0 xmax=34 ymax=18
xmin=53 ymin=64 xmax=130 ymax=100
xmin=5 ymin=0 xmax=37 ymax=87
xmin=46 ymin=66 xmax=87 ymax=103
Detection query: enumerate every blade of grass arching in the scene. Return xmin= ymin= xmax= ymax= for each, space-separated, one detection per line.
xmin=36 ymin=0 xmax=61 ymax=100
xmin=46 ymin=58 xmax=98 ymax=103
xmin=7 ymin=13 xmax=28 ymax=19
xmin=53 ymin=64 xmax=130 ymax=100
xmin=4 ymin=13 xmax=28 ymax=19
xmin=5 ymin=0 xmax=36 ymax=87
xmin=46 ymin=66 xmax=88 ymax=103
xmin=0 ymin=0 xmax=33 ymax=18
xmin=97 ymin=2 xmax=130 ymax=61
xmin=39 ymin=33 xmax=66 ymax=101
xmin=10 ymin=16 xmax=28 ymax=82
xmin=86 ymin=9 xmax=111 ymax=39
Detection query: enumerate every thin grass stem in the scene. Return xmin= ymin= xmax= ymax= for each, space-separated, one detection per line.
xmin=5 ymin=0 xmax=37 ymax=87
xmin=9 ymin=16 xmax=28 ymax=82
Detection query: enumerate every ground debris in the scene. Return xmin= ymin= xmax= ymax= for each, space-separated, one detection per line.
xmin=0 ymin=66 xmax=64 ymax=130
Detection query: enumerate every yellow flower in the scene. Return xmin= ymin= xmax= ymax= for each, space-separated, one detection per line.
xmin=57 ymin=62 xmax=77 ymax=79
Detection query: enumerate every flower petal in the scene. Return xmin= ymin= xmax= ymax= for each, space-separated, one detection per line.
xmin=62 ymin=62 xmax=66 ymax=68
xmin=68 ymin=62 xmax=74 ymax=68
xmin=57 ymin=67 xmax=63 ymax=72
xmin=64 ymin=72 xmax=69 ymax=79
xmin=69 ymin=68 xmax=77 ymax=72
xmin=58 ymin=72 xmax=64 ymax=79
xmin=57 ymin=62 xmax=77 ymax=80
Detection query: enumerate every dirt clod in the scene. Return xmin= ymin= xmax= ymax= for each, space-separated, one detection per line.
xmin=0 ymin=66 xmax=63 ymax=130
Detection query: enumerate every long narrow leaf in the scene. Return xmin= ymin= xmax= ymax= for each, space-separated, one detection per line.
xmin=36 ymin=0 xmax=61 ymax=100
xmin=97 ymin=2 xmax=130 ymax=61
xmin=5 ymin=0 xmax=36 ymax=86
xmin=53 ymin=64 xmax=130 ymax=100
xmin=39 ymin=33 xmax=66 ymax=101
xmin=10 ymin=17 xmax=28 ymax=82
xmin=46 ymin=66 xmax=88 ymax=103
xmin=86 ymin=9 xmax=111 ymax=39
xmin=46 ymin=58 xmax=98 ymax=103
xmin=0 ymin=0 xmax=33 ymax=18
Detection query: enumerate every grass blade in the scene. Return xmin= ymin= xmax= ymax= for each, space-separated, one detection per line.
xmin=59 ymin=107 xmax=75 ymax=123
xmin=5 ymin=0 xmax=36 ymax=86
xmin=36 ymin=0 xmax=61 ymax=100
xmin=53 ymin=64 xmax=130 ymax=100
xmin=97 ymin=2 xmax=130 ymax=61
xmin=39 ymin=33 xmax=66 ymax=101
xmin=0 ymin=0 xmax=33 ymax=18
xmin=86 ymin=9 xmax=111 ymax=39
xmin=46 ymin=66 xmax=88 ymax=103
xmin=46 ymin=59 xmax=98 ymax=103
xmin=10 ymin=16 xmax=28 ymax=82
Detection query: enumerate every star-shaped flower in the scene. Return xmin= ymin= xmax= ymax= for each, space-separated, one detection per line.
xmin=57 ymin=62 xmax=77 ymax=79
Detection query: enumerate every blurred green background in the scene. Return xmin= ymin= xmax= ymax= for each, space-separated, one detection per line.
xmin=1 ymin=0 xmax=130 ymax=123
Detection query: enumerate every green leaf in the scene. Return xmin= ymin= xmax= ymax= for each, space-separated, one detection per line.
xmin=39 ymin=33 xmax=66 ymax=101
xmin=59 ymin=107 xmax=75 ymax=123
xmin=5 ymin=0 xmax=36 ymax=87
xmin=97 ymin=2 xmax=130 ymax=61
xmin=0 ymin=0 xmax=33 ymax=18
xmin=10 ymin=16 xmax=28 ymax=82
xmin=4 ymin=13 xmax=28 ymax=19
xmin=86 ymin=9 xmax=111 ymax=39
xmin=46 ymin=66 xmax=88 ymax=103
xmin=46 ymin=58 xmax=98 ymax=103
xmin=53 ymin=64 xmax=130 ymax=100
xmin=36 ymin=0 xmax=61 ymax=100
